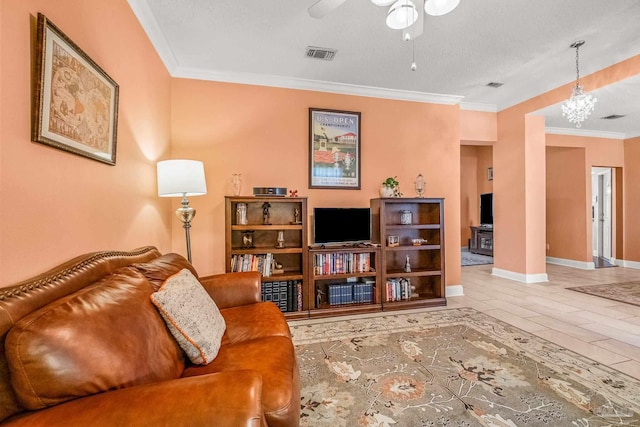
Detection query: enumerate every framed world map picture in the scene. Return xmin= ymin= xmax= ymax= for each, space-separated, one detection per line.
xmin=32 ymin=13 xmax=119 ymax=165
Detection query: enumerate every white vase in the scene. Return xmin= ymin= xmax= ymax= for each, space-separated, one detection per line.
xmin=231 ymin=173 xmax=242 ymax=196
xmin=380 ymin=185 xmax=395 ymax=197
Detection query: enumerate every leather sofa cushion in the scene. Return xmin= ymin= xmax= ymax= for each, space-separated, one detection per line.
xmin=219 ymin=302 xmax=292 ymax=346
xmin=5 ymin=267 xmax=185 ymax=410
xmin=133 ymin=253 xmax=198 ymax=291
xmin=182 ymin=336 xmax=300 ymax=427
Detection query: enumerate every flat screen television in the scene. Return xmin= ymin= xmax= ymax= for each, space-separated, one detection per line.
xmin=313 ymin=207 xmax=371 ymax=245
xmin=480 ymin=193 xmax=493 ymax=226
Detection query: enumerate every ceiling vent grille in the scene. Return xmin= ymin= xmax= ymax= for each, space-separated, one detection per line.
xmin=600 ymin=114 xmax=625 ymax=120
xmin=486 ymin=82 xmax=504 ymax=88
xmin=305 ymin=46 xmax=337 ymax=61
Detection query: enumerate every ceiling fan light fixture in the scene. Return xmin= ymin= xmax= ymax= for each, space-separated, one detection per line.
xmin=386 ymin=0 xmax=418 ymax=30
xmin=424 ymin=0 xmax=460 ymax=16
xmin=371 ymin=0 xmax=396 ymax=6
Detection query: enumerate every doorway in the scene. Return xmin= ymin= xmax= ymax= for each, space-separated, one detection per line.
xmin=591 ymin=167 xmax=615 ymax=268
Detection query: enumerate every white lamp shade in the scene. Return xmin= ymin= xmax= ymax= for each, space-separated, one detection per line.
xmin=386 ymin=0 xmax=418 ymax=30
xmin=424 ymin=0 xmax=460 ymax=16
xmin=157 ymin=160 xmax=207 ymax=197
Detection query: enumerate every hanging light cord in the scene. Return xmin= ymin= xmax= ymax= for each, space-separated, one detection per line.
xmin=571 ymin=40 xmax=585 ymax=88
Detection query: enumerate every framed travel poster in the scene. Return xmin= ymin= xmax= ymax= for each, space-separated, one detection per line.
xmin=309 ymin=108 xmax=361 ymax=189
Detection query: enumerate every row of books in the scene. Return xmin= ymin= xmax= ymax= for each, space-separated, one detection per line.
xmin=313 ymin=252 xmax=372 ymax=276
xmin=385 ymin=278 xmax=418 ymax=302
xmin=323 ymin=281 xmax=375 ymax=307
xmin=230 ymin=253 xmax=274 ymax=276
xmin=261 ymin=280 xmax=303 ymax=313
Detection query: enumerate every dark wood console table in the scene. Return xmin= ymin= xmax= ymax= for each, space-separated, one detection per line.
xmin=470 ymin=226 xmax=493 ymax=256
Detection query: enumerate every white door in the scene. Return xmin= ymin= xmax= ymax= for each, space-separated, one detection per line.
xmin=591 ymin=167 xmax=613 ymax=262
xmin=601 ymin=169 xmax=612 ymax=260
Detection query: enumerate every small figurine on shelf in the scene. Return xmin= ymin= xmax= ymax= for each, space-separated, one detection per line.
xmin=404 ymin=255 xmax=411 ymax=273
xmin=262 ymin=202 xmax=271 ymax=225
xmin=414 ymin=174 xmax=425 ymax=198
xmin=271 ymin=258 xmax=284 ymax=275
xmin=292 ymin=208 xmax=301 ymax=224
xmin=241 ymin=231 xmax=254 ymax=248
xmin=316 ymin=289 xmax=325 ymax=308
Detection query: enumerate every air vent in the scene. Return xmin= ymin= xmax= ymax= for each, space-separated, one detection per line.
xmin=486 ymin=82 xmax=503 ymax=88
xmin=305 ymin=46 xmax=337 ymax=61
xmin=601 ymin=114 xmax=625 ymax=120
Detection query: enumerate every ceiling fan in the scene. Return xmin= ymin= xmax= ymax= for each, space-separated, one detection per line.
xmin=308 ymin=0 xmax=460 ymax=40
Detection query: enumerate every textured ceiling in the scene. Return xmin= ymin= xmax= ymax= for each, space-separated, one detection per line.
xmin=128 ymin=0 xmax=640 ymax=138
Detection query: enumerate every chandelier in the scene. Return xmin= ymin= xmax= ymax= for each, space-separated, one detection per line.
xmin=561 ymin=40 xmax=597 ymax=128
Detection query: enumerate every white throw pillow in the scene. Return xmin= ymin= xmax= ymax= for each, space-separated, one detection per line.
xmin=151 ymin=269 xmax=226 ymax=365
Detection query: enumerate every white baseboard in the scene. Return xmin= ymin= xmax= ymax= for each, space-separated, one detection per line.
xmin=617 ymin=259 xmax=640 ymax=269
xmin=446 ymin=284 xmax=464 ymax=297
xmin=491 ymin=268 xmax=549 ymax=283
xmin=546 ymin=256 xmax=595 ymax=270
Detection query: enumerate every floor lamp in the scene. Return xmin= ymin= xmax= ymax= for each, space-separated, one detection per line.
xmin=157 ymin=159 xmax=207 ymax=263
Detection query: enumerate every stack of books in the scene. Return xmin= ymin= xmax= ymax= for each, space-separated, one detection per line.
xmin=261 ymin=280 xmax=302 ymax=313
xmin=230 ymin=253 xmax=273 ymax=277
xmin=326 ymin=281 xmax=374 ymax=306
xmin=385 ymin=278 xmax=416 ymax=302
xmin=313 ymin=252 xmax=372 ymax=275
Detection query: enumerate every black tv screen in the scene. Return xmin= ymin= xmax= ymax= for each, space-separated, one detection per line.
xmin=313 ymin=208 xmax=371 ymax=244
xmin=480 ymin=193 xmax=493 ymax=225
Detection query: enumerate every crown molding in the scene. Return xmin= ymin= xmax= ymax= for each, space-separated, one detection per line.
xmin=128 ymin=0 xmax=179 ymax=72
xmin=172 ymin=66 xmax=464 ymax=105
xmin=625 ymin=131 xmax=640 ymax=139
xmin=459 ymin=102 xmax=498 ymax=112
xmin=545 ymin=126 xmax=628 ymax=140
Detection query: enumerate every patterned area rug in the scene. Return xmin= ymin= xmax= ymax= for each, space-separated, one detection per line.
xmin=291 ymin=308 xmax=640 ymax=426
xmin=461 ymin=249 xmax=493 ymax=266
xmin=568 ymin=282 xmax=640 ymax=307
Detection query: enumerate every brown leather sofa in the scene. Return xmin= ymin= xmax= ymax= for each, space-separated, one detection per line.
xmin=0 ymin=247 xmax=300 ymax=426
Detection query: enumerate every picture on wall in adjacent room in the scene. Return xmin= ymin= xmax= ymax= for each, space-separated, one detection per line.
xmin=32 ymin=13 xmax=119 ymax=166
xmin=309 ymin=108 xmax=361 ymax=189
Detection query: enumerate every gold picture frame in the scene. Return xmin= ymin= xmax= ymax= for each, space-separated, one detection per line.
xmin=32 ymin=13 xmax=119 ymax=165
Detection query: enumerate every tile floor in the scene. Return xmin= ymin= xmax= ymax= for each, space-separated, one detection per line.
xmin=450 ymin=263 xmax=640 ymax=380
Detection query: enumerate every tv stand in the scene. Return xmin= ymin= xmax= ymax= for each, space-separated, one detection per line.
xmin=470 ymin=226 xmax=493 ymax=256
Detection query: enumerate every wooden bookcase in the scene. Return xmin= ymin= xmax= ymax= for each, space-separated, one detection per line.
xmin=370 ymin=198 xmax=447 ymax=310
xmin=307 ymin=246 xmax=381 ymax=318
xmin=224 ymin=196 xmax=308 ymax=319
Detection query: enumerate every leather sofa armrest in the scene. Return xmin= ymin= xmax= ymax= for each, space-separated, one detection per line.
xmin=2 ymin=371 xmax=266 ymax=427
xmin=199 ymin=272 xmax=262 ymax=309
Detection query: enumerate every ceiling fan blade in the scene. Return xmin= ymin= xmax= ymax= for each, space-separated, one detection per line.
xmin=403 ymin=0 xmax=424 ymax=40
xmin=308 ymin=0 xmax=349 ymax=18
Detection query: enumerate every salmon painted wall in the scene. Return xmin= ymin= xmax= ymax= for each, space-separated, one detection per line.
xmin=170 ymin=79 xmax=462 ymax=286
xmin=460 ymin=146 xmax=492 ymax=246
xmin=545 ymin=147 xmax=588 ymax=261
xmin=624 ymin=137 xmax=640 ymax=262
xmin=494 ymin=112 xmax=529 ymax=274
xmin=460 ymin=110 xmax=497 ymax=143
xmin=546 ymin=133 xmax=624 ymax=262
xmin=0 ymin=0 xmax=173 ymax=286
